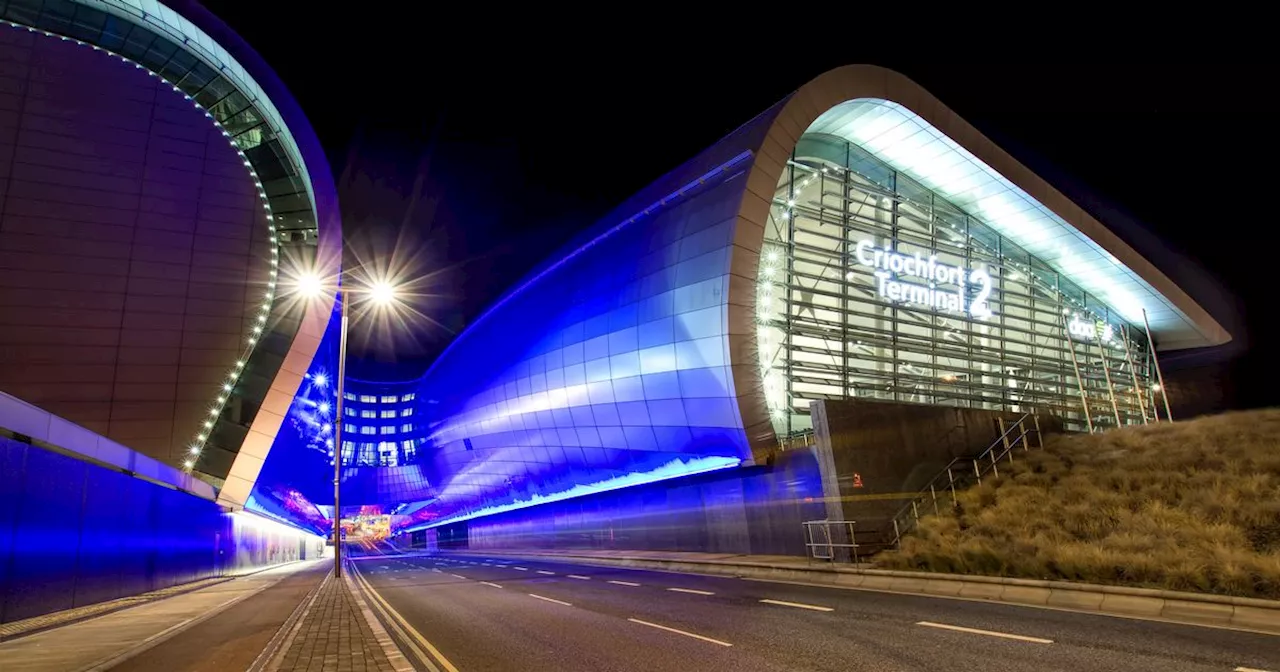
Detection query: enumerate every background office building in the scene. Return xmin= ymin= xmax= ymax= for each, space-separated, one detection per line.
xmin=341 ymin=378 xmax=420 ymax=467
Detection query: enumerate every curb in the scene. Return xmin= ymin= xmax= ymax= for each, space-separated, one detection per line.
xmin=449 ymin=549 xmax=1280 ymax=635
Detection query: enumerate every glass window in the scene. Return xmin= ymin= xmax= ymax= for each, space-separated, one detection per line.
xmin=380 ymin=426 xmax=395 ymax=435
xmin=401 ymin=393 xmax=415 ymax=402
xmin=401 ymin=424 xmax=413 ymax=432
xmin=360 ymin=395 xmax=377 ymax=403
xmin=401 ymin=408 xmax=413 ymax=417
xmin=381 ymin=410 xmax=396 ymax=418
xmin=344 ymin=393 xmax=356 ymax=401
xmin=360 ymin=426 xmax=375 ymax=435
xmin=381 ymin=395 xmax=397 ymax=403
xmin=360 ymin=410 xmax=376 ymax=418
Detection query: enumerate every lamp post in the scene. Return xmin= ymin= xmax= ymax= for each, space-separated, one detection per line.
xmin=296 ymin=272 xmax=401 ymax=578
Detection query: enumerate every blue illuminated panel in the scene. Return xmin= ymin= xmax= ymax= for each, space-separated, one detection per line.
xmin=409 ymin=163 xmax=755 ymax=528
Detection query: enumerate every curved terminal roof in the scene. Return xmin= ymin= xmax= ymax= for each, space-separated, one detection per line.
xmin=806 ymin=99 xmax=1225 ymax=350
xmin=2 ymin=0 xmax=342 ymax=507
xmin=729 ymin=67 xmax=1228 ymax=353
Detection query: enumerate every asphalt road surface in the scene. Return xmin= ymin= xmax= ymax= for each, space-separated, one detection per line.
xmin=351 ymin=550 xmax=1280 ymax=672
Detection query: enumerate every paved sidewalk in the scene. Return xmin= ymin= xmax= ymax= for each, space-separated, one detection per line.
xmin=0 ymin=561 xmax=320 ymax=672
xmin=271 ymin=570 xmax=401 ymax=672
xmin=0 ymin=576 xmax=229 ymax=641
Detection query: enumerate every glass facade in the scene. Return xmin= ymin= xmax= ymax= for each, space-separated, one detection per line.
xmin=759 ymin=134 xmax=1158 ymax=435
xmin=340 ymin=379 xmax=421 ymax=466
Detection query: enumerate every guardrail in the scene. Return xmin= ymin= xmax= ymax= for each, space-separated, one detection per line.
xmin=889 ymin=413 xmax=1042 ymax=549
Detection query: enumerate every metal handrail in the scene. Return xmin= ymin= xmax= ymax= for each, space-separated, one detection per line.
xmin=802 ymin=520 xmax=859 ymax=563
xmin=889 ymin=413 xmax=1042 ymax=548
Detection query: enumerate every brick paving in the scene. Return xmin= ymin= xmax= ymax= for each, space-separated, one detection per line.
xmin=276 ymin=572 xmax=397 ymax=672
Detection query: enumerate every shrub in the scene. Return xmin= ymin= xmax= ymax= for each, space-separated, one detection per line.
xmin=875 ymin=409 xmax=1280 ymax=599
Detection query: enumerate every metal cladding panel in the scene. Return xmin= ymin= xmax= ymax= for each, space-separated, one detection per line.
xmin=405 ymin=164 xmax=760 ymax=530
xmin=0 ymin=26 xmax=270 ymax=467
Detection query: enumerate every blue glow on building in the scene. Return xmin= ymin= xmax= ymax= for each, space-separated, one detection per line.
xmin=398 ymin=455 xmax=742 ymax=532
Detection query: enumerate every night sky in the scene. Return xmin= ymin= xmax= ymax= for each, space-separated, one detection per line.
xmin=196 ymin=6 xmax=1273 ymax=412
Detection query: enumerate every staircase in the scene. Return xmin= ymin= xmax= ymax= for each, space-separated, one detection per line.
xmin=800 ymin=413 xmax=1045 ymax=562
xmin=886 ymin=413 xmax=1043 ymax=550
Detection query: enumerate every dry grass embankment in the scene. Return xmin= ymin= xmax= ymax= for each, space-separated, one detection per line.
xmin=875 ymin=409 xmax=1280 ymax=599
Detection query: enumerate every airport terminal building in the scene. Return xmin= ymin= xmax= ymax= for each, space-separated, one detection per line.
xmin=0 ymin=5 xmax=1230 ymax=558
xmin=388 ymin=66 xmax=1229 ymax=541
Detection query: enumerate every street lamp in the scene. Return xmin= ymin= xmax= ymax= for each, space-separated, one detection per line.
xmin=295 ymin=270 xmax=402 ymax=577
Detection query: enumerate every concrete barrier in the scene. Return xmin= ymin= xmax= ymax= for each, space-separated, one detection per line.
xmin=451 ymin=549 xmax=1280 ymax=635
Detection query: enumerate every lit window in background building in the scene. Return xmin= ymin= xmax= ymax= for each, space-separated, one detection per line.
xmin=381 ymin=409 xmax=396 ymax=418
xmin=401 ymin=393 xmax=415 ymax=402
xmin=360 ymin=395 xmax=376 ymax=403
xmin=400 ymin=408 xmax=413 ymax=417
xmin=360 ymin=426 xmax=375 ymax=435
xmin=381 ymin=395 xmax=397 ymax=403
xmin=361 ymin=410 xmax=375 ymax=418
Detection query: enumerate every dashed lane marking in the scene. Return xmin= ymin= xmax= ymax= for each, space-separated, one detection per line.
xmin=536 ymin=570 xmax=556 ymax=575
xmin=627 ymin=618 xmax=732 ymax=647
xmin=667 ymin=588 xmax=714 ymax=596
xmin=916 ymin=621 xmax=1053 ymax=644
xmin=567 ymin=575 xmax=591 ymax=580
xmin=513 ymin=567 xmax=528 ymax=571
xmin=449 ymin=574 xmax=466 ymax=580
xmin=528 ymin=593 xmax=572 ymax=606
xmin=480 ymin=582 xmax=503 ymax=589
xmin=759 ymin=599 xmax=834 ymax=612
xmin=607 ymin=580 xmax=641 ymax=587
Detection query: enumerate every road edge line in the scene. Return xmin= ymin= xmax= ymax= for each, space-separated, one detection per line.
xmin=343 ymin=566 xmax=417 ymax=672
xmin=349 ymin=559 xmax=459 ymax=672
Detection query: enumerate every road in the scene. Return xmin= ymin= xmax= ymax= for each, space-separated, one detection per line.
xmin=352 ymin=550 xmax=1280 ymax=672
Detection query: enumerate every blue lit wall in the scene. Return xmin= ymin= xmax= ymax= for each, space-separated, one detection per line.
xmin=442 ymin=449 xmax=823 ymax=556
xmin=0 ymin=436 xmax=321 ymax=624
xmin=405 ymin=157 xmax=761 ymax=530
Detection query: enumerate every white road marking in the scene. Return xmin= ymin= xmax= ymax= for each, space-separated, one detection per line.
xmin=536 ymin=570 xmax=556 ymax=575
xmin=627 ymin=618 xmax=732 ymax=647
xmin=916 ymin=621 xmax=1053 ymax=644
xmin=480 ymin=582 xmax=503 ymax=588
xmin=513 ymin=567 xmax=528 ymax=571
xmin=667 ymin=587 xmax=715 ymax=596
xmin=608 ymin=580 xmax=641 ymax=587
xmin=759 ymin=599 xmax=834 ymax=612
xmin=1235 ymin=668 xmax=1274 ymax=672
xmin=528 ymin=593 xmax=572 ymax=606
xmin=431 ymin=569 xmax=441 ymax=573
xmin=449 ymin=574 xmax=466 ymax=580
xmin=566 ymin=575 xmax=591 ymax=580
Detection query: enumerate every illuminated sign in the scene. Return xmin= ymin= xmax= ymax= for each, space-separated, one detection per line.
xmin=854 ymin=241 xmax=993 ymax=319
xmin=1068 ymin=315 xmax=1112 ymax=341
